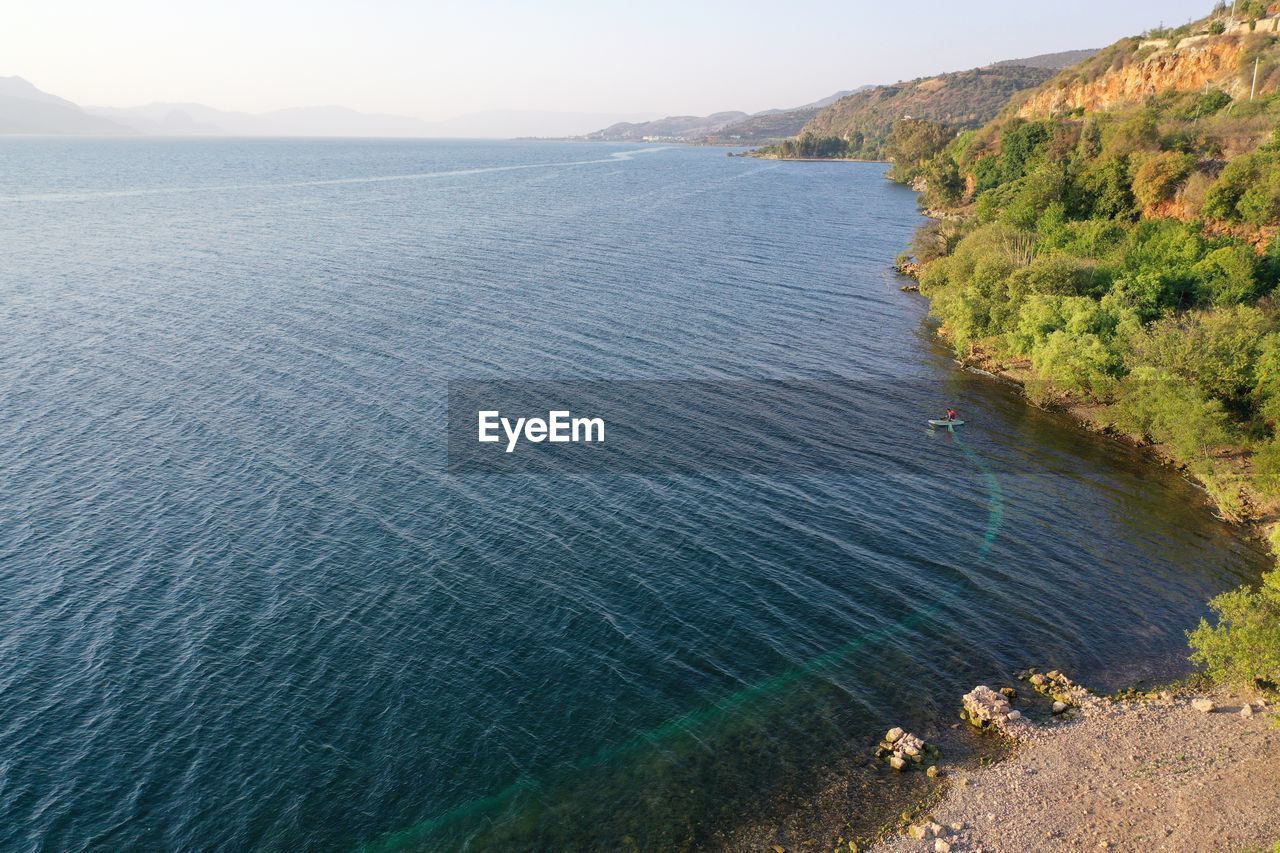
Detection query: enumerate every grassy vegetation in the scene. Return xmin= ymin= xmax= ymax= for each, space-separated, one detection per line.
xmin=898 ymin=42 xmax=1280 ymax=687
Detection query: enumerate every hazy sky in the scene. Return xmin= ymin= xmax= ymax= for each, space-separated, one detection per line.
xmin=4 ymin=0 xmax=1215 ymax=118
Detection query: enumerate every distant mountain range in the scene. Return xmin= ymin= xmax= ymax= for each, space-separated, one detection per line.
xmin=704 ymin=90 xmax=871 ymax=144
xmin=2 ymin=51 xmax=1098 ymax=142
xmin=585 ymin=110 xmax=750 ymax=142
xmin=583 ymin=50 xmax=1098 ymax=147
xmin=0 ymin=77 xmax=659 ymax=138
xmin=582 ymin=89 xmax=866 ymax=144
xmin=990 ymin=49 xmax=1101 ymax=70
xmin=0 ymin=77 xmax=135 ymax=134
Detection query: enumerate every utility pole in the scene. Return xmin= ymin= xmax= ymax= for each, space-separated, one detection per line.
xmin=1252 ymin=56 xmax=1260 ymax=101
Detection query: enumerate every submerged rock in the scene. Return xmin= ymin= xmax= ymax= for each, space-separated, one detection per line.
xmin=878 ymin=729 xmax=934 ymax=771
xmin=1025 ymin=669 xmax=1084 ymax=703
xmin=964 ymin=675 xmax=1091 ymax=739
xmin=961 ymin=685 xmax=1015 ymax=729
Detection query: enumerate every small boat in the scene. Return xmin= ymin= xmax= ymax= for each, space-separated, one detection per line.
xmin=928 ymin=418 xmax=965 ymax=428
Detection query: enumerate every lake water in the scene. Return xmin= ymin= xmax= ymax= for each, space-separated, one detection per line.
xmin=0 ymin=139 xmax=1267 ymax=850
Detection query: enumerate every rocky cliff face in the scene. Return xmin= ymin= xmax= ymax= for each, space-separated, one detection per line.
xmin=1018 ymin=38 xmax=1251 ymax=117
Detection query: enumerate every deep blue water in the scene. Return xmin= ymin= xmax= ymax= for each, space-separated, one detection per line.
xmin=0 ymin=139 xmax=1267 ymax=850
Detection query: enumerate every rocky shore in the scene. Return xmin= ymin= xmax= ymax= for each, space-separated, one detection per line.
xmin=875 ymin=676 xmax=1280 ymax=852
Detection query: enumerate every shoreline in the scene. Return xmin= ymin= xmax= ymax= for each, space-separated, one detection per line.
xmin=707 ymin=228 xmax=1276 ymax=850
xmin=874 ymin=678 xmax=1280 ymax=852
xmin=741 ymin=154 xmax=892 ymax=163
xmin=718 ymin=255 xmax=1278 ymax=851
xmin=936 ymin=327 xmax=1273 ymax=532
xmin=869 ymin=198 xmax=1280 ymax=848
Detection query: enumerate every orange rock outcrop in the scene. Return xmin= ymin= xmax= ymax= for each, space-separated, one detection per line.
xmin=1018 ymin=39 xmax=1249 ymax=117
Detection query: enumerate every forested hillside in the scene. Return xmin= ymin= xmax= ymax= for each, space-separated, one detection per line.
xmin=991 ymin=49 xmax=1101 ymax=70
xmin=757 ymin=65 xmax=1056 ymax=160
xmin=700 ymin=106 xmax=829 ymax=145
xmin=899 ymin=5 xmax=1280 ymax=685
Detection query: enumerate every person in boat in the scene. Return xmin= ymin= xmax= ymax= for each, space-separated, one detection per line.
xmin=946 ymin=407 xmax=958 ymax=422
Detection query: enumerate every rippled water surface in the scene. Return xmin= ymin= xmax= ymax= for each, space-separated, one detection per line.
xmin=0 ymin=139 xmax=1268 ymax=850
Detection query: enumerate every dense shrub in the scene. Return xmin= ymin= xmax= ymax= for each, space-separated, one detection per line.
xmin=1111 ymin=367 xmax=1233 ymax=459
xmin=1114 ymin=219 xmax=1206 ymax=316
xmin=1238 ymin=164 xmax=1280 ymax=225
xmin=1128 ymin=307 xmax=1272 ymax=413
xmin=1102 ymin=111 xmax=1161 ymax=158
xmin=919 ymin=156 xmax=965 ymax=207
xmin=1131 ymin=151 xmax=1196 ymax=210
xmin=1253 ymin=437 xmax=1280 ymax=495
xmin=1080 ymin=157 xmax=1139 ymax=220
xmin=1193 ymin=244 xmax=1264 ymax=306
xmin=1188 ymin=569 xmax=1280 ymax=687
xmin=1204 ymin=151 xmax=1280 ymax=223
xmin=1174 ymin=89 xmax=1232 ymax=121
xmin=998 ymin=120 xmax=1051 ymax=184
xmin=887 ymin=119 xmax=955 ymax=182
xmin=919 ymin=223 xmax=1026 ymax=350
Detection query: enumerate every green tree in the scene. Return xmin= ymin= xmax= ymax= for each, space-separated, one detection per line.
xmin=920 ymin=156 xmax=965 ymax=207
xmin=887 ymin=119 xmax=954 ymax=181
xmin=998 ymin=120 xmax=1051 ymax=184
xmin=1188 ymin=569 xmax=1280 ymax=686
xmin=1081 ymin=156 xmax=1138 ymax=220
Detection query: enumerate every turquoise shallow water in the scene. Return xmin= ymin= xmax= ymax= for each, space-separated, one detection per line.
xmin=0 ymin=139 xmax=1267 ymax=850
